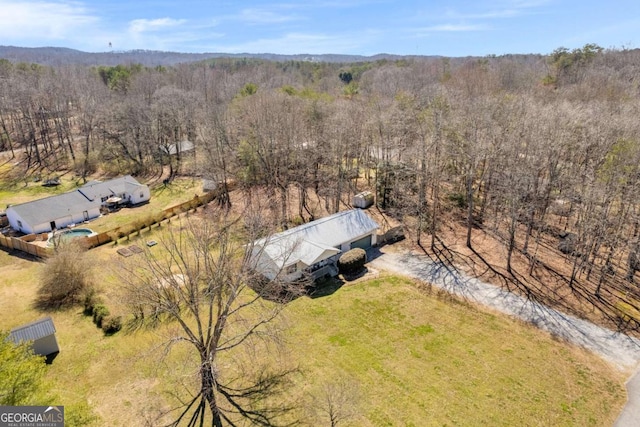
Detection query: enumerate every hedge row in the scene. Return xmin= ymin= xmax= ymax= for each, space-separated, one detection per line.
xmin=84 ymin=294 xmax=122 ymax=335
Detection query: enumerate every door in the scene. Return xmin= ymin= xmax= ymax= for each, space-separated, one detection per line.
xmin=49 ymin=221 xmax=56 ymax=231
xmin=350 ymin=235 xmax=372 ymax=250
xmin=83 ymin=211 xmax=89 ymax=221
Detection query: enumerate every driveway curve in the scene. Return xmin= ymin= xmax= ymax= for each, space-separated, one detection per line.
xmin=368 ymin=249 xmax=640 ymax=425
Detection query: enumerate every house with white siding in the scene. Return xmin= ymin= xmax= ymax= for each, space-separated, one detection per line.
xmin=6 ymin=175 xmax=150 ymax=234
xmin=250 ymin=209 xmax=379 ymax=282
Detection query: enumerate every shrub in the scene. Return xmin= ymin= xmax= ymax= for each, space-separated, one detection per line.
xmin=36 ymin=242 xmax=95 ymax=310
xmin=447 ymin=192 xmax=467 ymax=209
xmin=383 ymin=226 xmax=405 ymax=244
xmin=338 ymin=248 xmax=367 ymax=275
xmin=101 ymin=316 xmax=123 ymax=335
xmin=558 ymin=233 xmax=578 ymax=255
xmin=291 ymin=216 xmax=304 ymax=227
xmin=92 ymin=304 xmax=110 ymax=328
xmin=82 ymin=289 xmax=101 ymax=316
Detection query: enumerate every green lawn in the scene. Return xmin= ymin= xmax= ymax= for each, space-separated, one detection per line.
xmin=284 ymin=275 xmax=626 ymax=426
xmin=0 ymin=241 xmax=627 ymax=426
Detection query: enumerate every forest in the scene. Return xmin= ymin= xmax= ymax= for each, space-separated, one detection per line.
xmin=2 ymin=44 xmax=640 ymax=333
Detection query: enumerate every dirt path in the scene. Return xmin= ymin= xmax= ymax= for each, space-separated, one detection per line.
xmin=368 ymin=248 xmax=640 ymax=426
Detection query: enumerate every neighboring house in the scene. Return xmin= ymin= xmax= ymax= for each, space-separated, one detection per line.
xmin=6 ymin=192 xmax=101 ymax=235
xmin=250 ymin=209 xmax=379 ymax=282
xmin=78 ymin=175 xmax=151 ymax=206
xmin=6 ymin=175 xmax=150 ymax=234
xmin=9 ymin=316 xmax=60 ymax=358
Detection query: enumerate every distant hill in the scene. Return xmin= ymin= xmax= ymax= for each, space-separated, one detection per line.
xmin=0 ymin=46 xmax=421 ymax=66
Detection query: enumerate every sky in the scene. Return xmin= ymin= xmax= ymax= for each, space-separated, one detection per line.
xmin=0 ymin=1 xmax=639 ymax=57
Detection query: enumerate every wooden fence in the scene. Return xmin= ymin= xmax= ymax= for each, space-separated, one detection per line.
xmin=0 ymin=233 xmax=53 ymax=258
xmin=0 ymin=186 xmax=228 ymax=258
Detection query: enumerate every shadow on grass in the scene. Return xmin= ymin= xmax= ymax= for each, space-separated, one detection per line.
xmin=0 ymin=246 xmax=43 ymax=262
xmin=308 ymin=277 xmax=345 ymax=299
xmin=341 ymin=267 xmax=369 ymax=282
xmin=45 ymin=351 xmax=59 ymax=364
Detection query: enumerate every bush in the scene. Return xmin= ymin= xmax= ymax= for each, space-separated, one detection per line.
xmin=36 ymin=242 xmax=95 ymax=310
xmin=291 ymin=216 xmax=304 ymax=227
xmin=101 ymin=316 xmax=123 ymax=335
xmin=558 ymin=233 xmax=578 ymax=255
xmin=447 ymin=192 xmax=467 ymax=209
xmin=92 ymin=304 xmax=110 ymax=328
xmin=338 ymin=248 xmax=367 ymax=275
xmin=82 ymin=289 xmax=101 ymax=316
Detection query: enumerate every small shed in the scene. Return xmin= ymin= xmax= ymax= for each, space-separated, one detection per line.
xmin=203 ymin=179 xmax=218 ymax=193
xmin=353 ymin=191 xmax=374 ymax=209
xmin=9 ymin=317 xmax=60 ymax=358
xmin=163 ymin=140 xmax=195 ymax=156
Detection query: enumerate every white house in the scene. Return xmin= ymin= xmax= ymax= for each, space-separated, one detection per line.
xmin=250 ymin=209 xmax=379 ymax=282
xmin=9 ymin=316 xmax=60 ymax=358
xmin=78 ymin=175 xmax=151 ymax=206
xmin=6 ymin=192 xmax=101 ymax=234
xmin=6 ymin=175 xmax=150 ymax=234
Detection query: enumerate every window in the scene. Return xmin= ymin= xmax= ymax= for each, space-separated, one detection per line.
xmin=285 ymin=264 xmax=297 ymax=275
xmin=140 ymin=192 xmax=144 ymax=198
xmin=101 ymin=196 xmax=108 ymax=202
xmin=17 ymin=220 xmax=22 ymax=228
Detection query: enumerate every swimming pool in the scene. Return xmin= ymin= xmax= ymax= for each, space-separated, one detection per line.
xmin=47 ymin=228 xmax=97 ymax=247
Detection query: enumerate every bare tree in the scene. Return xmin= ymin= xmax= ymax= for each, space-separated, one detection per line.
xmin=119 ymin=210 xmax=300 ymax=427
xmin=306 ymin=380 xmax=360 ymax=427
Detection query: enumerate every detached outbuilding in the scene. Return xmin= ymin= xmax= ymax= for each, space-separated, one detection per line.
xmin=353 ymin=191 xmax=374 ymax=209
xmin=162 ymin=140 xmax=195 ymax=156
xmin=9 ymin=317 xmax=60 ymax=359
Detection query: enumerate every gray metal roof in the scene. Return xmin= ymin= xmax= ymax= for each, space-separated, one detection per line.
xmin=255 ymin=209 xmax=379 ymax=268
xmin=78 ymin=175 xmax=145 ymax=201
xmin=10 ymin=317 xmax=56 ymax=343
xmin=8 ymin=190 xmax=98 ymax=226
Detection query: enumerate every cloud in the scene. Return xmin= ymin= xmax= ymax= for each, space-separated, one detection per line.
xmin=129 ymin=18 xmax=187 ymax=34
xmin=443 ymin=0 xmax=550 ymax=20
xmin=419 ymin=24 xmax=488 ymax=32
xmin=122 ymin=18 xmax=220 ymax=52
xmin=237 ymin=8 xmax=302 ymax=25
xmin=0 ymin=0 xmax=99 ymax=41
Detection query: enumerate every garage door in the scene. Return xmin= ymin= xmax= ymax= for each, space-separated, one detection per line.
xmin=350 ymin=234 xmax=372 ymax=250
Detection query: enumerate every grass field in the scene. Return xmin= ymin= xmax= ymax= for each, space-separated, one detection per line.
xmin=0 ymin=230 xmax=627 ymax=427
xmin=285 ymin=275 xmax=626 ymax=426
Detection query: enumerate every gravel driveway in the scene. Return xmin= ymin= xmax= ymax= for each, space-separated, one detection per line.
xmin=368 ymin=249 xmax=640 ymax=425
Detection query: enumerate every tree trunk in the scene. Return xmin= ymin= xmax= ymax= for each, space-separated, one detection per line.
xmin=201 ymin=360 xmax=223 ymax=427
xmin=465 ymin=171 xmax=474 ymax=249
xmin=506 ymin=216 xmax=517 ymax=274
